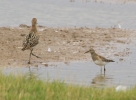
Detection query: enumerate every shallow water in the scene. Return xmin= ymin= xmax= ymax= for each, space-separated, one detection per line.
xmin=2 ymin=59 xmax=136 ymax=87
xmin=0 ymin=0 xmax=136 ymax=29
xmin=2 ymin=41 xmax=136 ymax=87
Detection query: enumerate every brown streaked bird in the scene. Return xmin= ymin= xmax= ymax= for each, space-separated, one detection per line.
xmin=22 ymin=18 xmax=40 ymax=64
xmin=85 ymin=48 xmax=114 ymax=72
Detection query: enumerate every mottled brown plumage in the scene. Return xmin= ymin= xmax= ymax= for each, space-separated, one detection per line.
xmin=22 ymin=18 xmax=40 ymax=64
xmin=85 ymin=48 xmax=114 ymax=72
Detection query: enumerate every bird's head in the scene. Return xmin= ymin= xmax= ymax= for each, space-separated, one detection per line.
xmin=32 ymin=18 xmax=37 ymax=25
xmin=84 ymin=48 xmax=95 ymax=54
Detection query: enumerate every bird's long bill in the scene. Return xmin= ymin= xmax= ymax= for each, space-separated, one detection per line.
xmin=84 ymin=50 xmax=90 ymax=54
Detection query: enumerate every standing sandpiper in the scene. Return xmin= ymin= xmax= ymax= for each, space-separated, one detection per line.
xmin=85 ymin=48 xmax=114 ymax=73
xmin=22 ymin=18 xmax=40 ymax=64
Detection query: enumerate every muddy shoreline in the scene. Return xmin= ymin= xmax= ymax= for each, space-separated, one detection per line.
xmin=0 ymin=25 xmax=135 ymax=67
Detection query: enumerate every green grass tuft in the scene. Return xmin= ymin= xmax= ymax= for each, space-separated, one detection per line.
xmin=0 ymin=72 xmax=135 ymax=100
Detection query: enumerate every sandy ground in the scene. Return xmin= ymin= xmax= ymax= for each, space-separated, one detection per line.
xmin=0 ymin=25 xmax=135 ymax=67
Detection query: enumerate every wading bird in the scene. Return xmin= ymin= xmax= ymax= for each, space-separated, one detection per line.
xmin=22 ymin=18 xmax=40 ymax=64
xmin=85 ymin=48 xmax=114 ymax=73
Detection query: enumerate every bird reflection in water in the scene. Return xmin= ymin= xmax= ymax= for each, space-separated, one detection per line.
xmin=24 ymin=64 xmax=40 ymax=80
xmin=91 ymin=73 xmax=112 ymax=87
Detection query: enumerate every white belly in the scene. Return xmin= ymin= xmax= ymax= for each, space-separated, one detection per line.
xmin=94 ymin=60 xmax=108 ymax=66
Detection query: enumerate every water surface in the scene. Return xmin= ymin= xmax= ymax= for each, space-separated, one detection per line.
xmin=0 ymin=0 xmax=136 ymax=29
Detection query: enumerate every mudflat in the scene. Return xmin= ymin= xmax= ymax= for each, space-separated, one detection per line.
xmin=0 ymin=25 xmax=135 ymax=67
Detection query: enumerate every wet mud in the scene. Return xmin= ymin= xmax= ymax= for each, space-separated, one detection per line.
xmin=0 ymin=25 xmax=135 ymax=67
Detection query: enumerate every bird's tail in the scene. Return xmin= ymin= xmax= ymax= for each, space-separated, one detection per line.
xmin=106 ymin=59 xmax=114 ymax=62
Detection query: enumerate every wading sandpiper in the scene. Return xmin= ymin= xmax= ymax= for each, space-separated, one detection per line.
xmin=85 ymin=48 xmax=114 ymax=72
